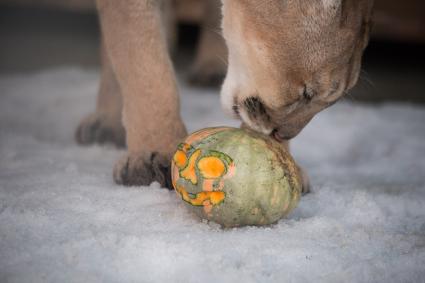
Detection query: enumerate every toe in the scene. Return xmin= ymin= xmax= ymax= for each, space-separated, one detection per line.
xmin=113 ymin=153 xmax=172 ymax=189
xmin=76 ymin=113 xmax=125 ymax=148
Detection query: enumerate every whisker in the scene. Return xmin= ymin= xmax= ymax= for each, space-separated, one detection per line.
xmin=205 ymin=26 xmax=224 ymax=38
xmin=343 ymin=90 xmax=357 ymax=102
xmin=203 ymin=26 xmax=245 ymax=65
xmin=359 ymin=69 xmax=375 ymax=88
xmin=215 ymin=55 xmax=228 ymax=67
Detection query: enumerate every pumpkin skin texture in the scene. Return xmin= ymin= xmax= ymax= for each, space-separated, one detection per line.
xmin=171 ymin=127 xmax=302 ymax=228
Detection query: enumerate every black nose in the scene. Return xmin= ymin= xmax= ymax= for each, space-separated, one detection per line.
xmin=243 ymin=97 xmax=269 ymax=120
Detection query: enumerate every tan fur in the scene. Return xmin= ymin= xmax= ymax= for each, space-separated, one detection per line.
xmin=221 ymin=0 xmax=374 ymax=139
xmin=95 ymin=0 xmax=187 ymax=187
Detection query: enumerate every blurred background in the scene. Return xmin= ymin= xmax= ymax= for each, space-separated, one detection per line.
xmin=0 ymin=0 xmax=424 ymax=103
xmin=1 ymin=3 xmax=425 ymax=280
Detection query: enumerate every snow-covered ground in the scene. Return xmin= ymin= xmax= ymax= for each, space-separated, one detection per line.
xmin=0 ymin=68 xmax=424 ymax=283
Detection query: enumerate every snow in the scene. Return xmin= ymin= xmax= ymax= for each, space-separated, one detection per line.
xmin=0 ymin=67 xmax=425 ymax=283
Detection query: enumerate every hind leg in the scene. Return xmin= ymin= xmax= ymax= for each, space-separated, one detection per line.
xmin=188 ymin=0 xmax=227 ymax=87
xmin=76 ymin=40 xmax=126 ymax=148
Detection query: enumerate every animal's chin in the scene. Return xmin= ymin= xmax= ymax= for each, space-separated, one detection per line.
xmin=239 ymin=116 xmax=297 ymax=143
xmin=241 ymin=122 xmax=289 ymax=144
xmin=270 ymin=129 xmax=289 ymax=143
xmin=239 ymin=121 xmax=270 ymax=136
xmin=270 ymin=128 xmax=300 ymax=142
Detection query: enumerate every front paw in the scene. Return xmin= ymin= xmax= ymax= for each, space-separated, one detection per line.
xmin=113 ymin=152 xmax=172 ymax=189
xmin=76 ymin=112 xmax=125 ymax=148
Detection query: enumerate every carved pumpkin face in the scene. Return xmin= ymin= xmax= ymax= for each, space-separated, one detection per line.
xmin=172 ymin=141 xmax=235 ymax=212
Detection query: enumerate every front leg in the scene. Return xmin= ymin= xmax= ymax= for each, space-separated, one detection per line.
xmin=97 ymin=0 xmax=187 ymax=187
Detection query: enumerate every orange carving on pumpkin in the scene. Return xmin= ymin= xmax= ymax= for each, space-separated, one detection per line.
xmin=175 ymin=184 xmax=225 ymax=206
xmin=180 ymin=149 xmax=201 ymax=184
xmin=172 ymin=129 xmax=236 ymax=216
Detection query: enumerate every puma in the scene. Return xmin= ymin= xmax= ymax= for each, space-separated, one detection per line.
xmin=75 ymin=0 xmax=374 ymax=191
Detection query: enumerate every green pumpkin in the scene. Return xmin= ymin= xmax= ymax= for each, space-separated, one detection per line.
xmin=171 ymin=127 xmax=302 ymax=228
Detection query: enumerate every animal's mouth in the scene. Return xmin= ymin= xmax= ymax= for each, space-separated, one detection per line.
xmin=271 ymin=129 xmax=287 ymax=143
xmin=235 ymin=104 xmax=291 ymax=143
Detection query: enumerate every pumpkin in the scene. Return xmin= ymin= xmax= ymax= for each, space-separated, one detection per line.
xmin=171 ymin=127 xmax=302 ymax=227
